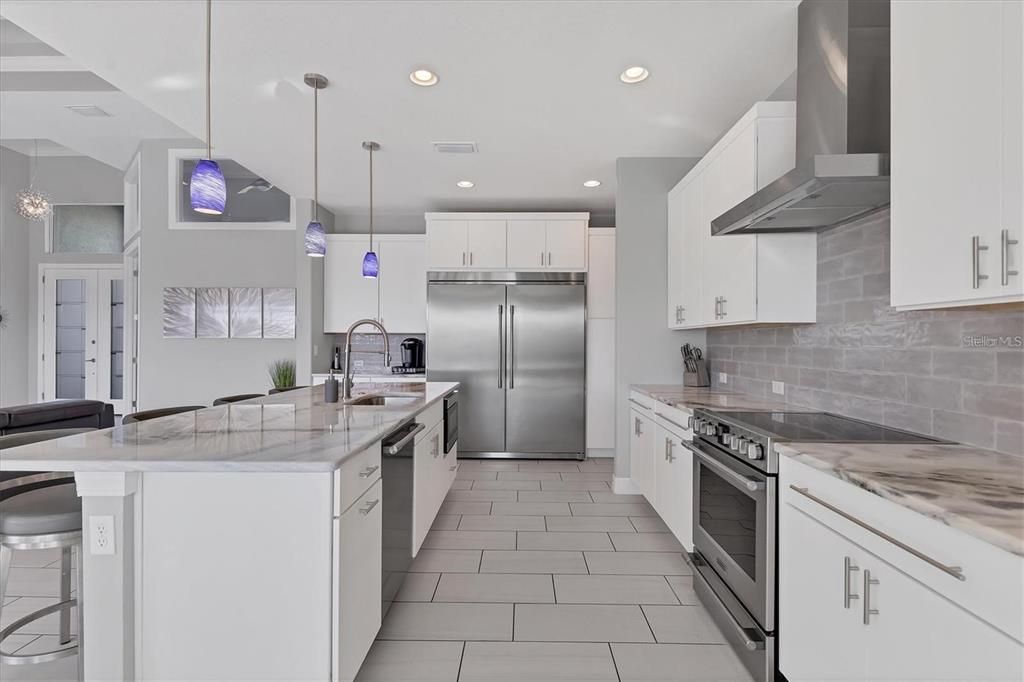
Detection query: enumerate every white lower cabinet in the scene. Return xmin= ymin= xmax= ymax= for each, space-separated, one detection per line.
xmin=412 ymin=420 xmax=451 ymax=555
xmin=653 ymin=413 xmax=693 ymax=552
xmin=629 ymin=404 xmax=656 ymax=504
xmin=333 ymin=478 xmax=383 ymax=682
xmin=780 ymin=459 xmax=1024 ymax=681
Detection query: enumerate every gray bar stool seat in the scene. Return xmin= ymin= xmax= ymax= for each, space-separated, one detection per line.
xmin=212 ymin=393 xmax=264 ymax=405
xmin=0 ymin=483 xmax=84 ymax=671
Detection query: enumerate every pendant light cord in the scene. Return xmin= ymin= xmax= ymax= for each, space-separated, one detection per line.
xmin=313 ymin=86 xmax=319 ymax=222
xmin=205 ymin=0 xmax=212 ymax=159
xmin=368 ymin=144 xmax=374 ymax=250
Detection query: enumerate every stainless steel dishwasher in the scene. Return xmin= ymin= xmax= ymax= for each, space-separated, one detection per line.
xmin=379 ymin=420 xmax=421 ymax=617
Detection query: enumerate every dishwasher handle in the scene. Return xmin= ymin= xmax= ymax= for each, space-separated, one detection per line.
xmin=383 ymin=422 xmax=426 ymax=455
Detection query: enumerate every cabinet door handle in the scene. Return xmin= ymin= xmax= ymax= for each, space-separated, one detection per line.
xmin=358 ymin=499 xmax=380 ymax=515
xmin=634 ymin=416 xmax=642 ymax=436
xmin=720 ymin=297 xmax=727 ymax=318
xmin=664 ymin=437 xmax=674 ymax=462
xmin=972 ymin=236 xmax=990 ymax=289
xmin=462 ymin=252 xmax=466 ymax=266
xmin=433 ymin=434 xmax=440 ymax=458
xmin=358 ymin=465 xmax=380 ymax=479
xmin=789 ymin=485 xmax=965 ymax=581
xmin=843 ymin=556 xmax=860 ymax=608
xmin=547 ymin=252 xmax=552 ymax=267
xmin=679 ymin=306 xmax=685 ymax=322
xmin=470 ymin=252 xmax=474 ymax=266
xmin=541 ymin=252 xmax=545 ymax=267
xmin=863 ymin=569 xmax=879 ymax=624
xmin=1002 ymin=229 xmax=1019 ymax=286
xmin=714 ymin=296 xmax=721 ymax=319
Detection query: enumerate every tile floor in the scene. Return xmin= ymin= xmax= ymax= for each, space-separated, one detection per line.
xmin=358 ymin=458 xmax=752 ymax=682
xmin=0 ymin=458 xmax=752 ymax=682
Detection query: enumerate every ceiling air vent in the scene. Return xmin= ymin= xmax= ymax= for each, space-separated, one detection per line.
xmin=432 ymin=141 xmax=477 ymax=154
xmin=65 ymin=105 xmax=111 ymax=117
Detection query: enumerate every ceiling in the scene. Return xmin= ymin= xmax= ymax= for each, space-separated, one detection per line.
xmin=0 ymin=1 xmax=798 ymax=224
xmin=0 ymin=18 xmax=191 ymax=169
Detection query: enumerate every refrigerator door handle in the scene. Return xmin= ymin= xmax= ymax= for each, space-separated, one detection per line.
xmin=508 ymin=304 xmax=515 ymax=389
xmin=498 ymin=304 xmax=504 ymax=388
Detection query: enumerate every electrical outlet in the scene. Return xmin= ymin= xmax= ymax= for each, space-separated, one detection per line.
xmin=89 ymin=515 xmax=116 ymax=555
xmin=772 ymin=381 xmax=785 ymax=395
xmin=718 ymin=372 xmax=728 ymax=384
xmin=354 ymin=360 xmax=364 ymax=368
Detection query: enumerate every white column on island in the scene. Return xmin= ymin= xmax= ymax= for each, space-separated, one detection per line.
xmin=74 ymin=471 xmax=140 ymax=681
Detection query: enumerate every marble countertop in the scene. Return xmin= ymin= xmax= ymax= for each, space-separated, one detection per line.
xmin=631 ymin=384 xmax=801 ymax=412
xmin=778 ymin=442 xmax=1024 ymax=557
xmin=0 ymin=382 xmax=458 ymax=474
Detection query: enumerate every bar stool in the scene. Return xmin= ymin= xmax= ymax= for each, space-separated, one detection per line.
xmin=0 ymin=482 xmax=83 ymax=671
xmin=212 ymin=394 xmax=264 ymax=406
xmin=121 ymin=405 xmax=205 ymax=424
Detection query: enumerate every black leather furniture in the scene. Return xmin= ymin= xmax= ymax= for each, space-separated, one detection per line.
xmin=0 ymin=400 xmax=113 ymax=436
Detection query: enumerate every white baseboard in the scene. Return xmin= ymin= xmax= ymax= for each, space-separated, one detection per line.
xmin=586 ymin=448 xmax=615 ymax=459
xmin=612 ymin=476 xmax=640 ymax=494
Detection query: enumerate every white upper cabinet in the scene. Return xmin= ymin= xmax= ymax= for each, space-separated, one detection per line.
xmin=466 ymin=220 xmax=508 ymax=269
xmin=506 ymin=220 xmax=548 ymax=269
xmin=324 ymin=237 xmax=379 ymax=332
xmin=426 ymin=220 xmax=469 ymax=269
xmin=891 ymin=0 xmax=1023 ymax=309
xmin=666 ymin=102 xmax=816 ymax=329
xmin=324 ymin=235 xmax=426 ymax=334
xmin=427 ymin=213 xmax=589 ymax=271
xmin=378 ymin=238 xmax=427 ymax=333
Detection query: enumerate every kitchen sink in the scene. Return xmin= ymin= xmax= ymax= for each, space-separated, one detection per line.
xmin=345 ymin=393 xmax=420 ymax=407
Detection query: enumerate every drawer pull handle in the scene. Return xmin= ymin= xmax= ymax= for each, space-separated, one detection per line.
xmin=358 ymin=499 xmax=380 ymax=515
xmin=863 ymin=569 xmax=880 ymax=625
xmin=358 ymin=465 xmax=380 ymax=479
xmin=843 ymin=556 xmax=860 ymax=608
xmin=789 ymin=485 xmax=965 ymax=581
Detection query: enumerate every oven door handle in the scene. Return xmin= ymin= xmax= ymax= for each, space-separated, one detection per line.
xmin=686 ymin=441 xmax=765 ymax=492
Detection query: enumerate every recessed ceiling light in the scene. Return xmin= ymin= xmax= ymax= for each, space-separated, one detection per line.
xmin=620 ymin=66 xmax=649 ymax=84
xmin=583 ymin=180 xmax=602 ymax=188
xmin=410 ymin=69 xmax=438 ymax=87
xmin=456 ymin=180 xmax=475 ymax=189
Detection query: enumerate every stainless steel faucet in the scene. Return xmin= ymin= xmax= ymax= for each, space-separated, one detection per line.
xmin=343 ymin=319 xmax=391 ymax=399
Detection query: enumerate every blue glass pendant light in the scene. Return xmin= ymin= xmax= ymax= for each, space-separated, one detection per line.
xmin=303 ymin=73 xmax=328 ymax=257
xmin=361 ymin=141 xmax=381 ymax=278
xmin=190 ymin=0 xmax=226 ymax=215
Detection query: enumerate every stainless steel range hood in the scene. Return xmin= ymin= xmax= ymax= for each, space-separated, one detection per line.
xmin=712 ymin=0 xmax=891 ymax=235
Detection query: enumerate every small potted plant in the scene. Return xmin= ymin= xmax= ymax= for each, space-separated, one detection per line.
xmin=268 ymin=359 xmax=296 ymax=392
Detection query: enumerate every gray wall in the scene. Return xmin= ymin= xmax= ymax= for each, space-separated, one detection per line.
xmin=0 ymin=148 xmax=31 ymax=405
xmin=136 ymin=140 xmax=304 ymax=408
xmin=294 ymin=199 xmax=335 ymax=381
xmin=614 ymin=158 xmax=706 ymax=479
xmin=707 ymin=209 xmax=1024 ymax=455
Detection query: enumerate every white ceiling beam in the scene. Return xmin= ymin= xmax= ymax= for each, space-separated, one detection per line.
xmin=0 ymin=55 xmax=87 ymax=72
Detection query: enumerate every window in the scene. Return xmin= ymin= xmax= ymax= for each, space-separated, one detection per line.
xmin=168 ymin=149 xmax=293 ymax=230
xmin=51 ymin=205 xmax=124 ymax=254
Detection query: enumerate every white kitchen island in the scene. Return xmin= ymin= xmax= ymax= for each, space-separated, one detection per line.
xmin=0 ymin=382 xmax=458 ymax=681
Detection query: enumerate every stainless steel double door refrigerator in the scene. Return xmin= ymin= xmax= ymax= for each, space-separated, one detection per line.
xmin=427 ymin=272 xmax=586 ymax=459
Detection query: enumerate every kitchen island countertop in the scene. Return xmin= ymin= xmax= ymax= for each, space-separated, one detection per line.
xmin=0 ymin=381 xmax=458 ymax=474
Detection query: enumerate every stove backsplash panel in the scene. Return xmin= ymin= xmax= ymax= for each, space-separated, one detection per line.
xmin=707 ymin=210 xmax=1023 ymax=455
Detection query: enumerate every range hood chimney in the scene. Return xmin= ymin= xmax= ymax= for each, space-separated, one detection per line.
xmin=712 ymin=0 xmax=891 ymax=235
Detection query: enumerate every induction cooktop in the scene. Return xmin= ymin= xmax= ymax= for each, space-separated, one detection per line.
xmin=709 ymin=411 xmax=947 ymax=444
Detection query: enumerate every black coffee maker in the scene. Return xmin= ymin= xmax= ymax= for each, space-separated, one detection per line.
xmin=397 ymin=338 xmax=424 ymax=373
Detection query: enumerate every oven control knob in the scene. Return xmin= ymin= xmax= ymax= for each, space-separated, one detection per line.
xmin=704 ymin=423 xmax=716 ymax=437
xmin=734 ymin=437 xmax=748 ymax=453
xmin=686 ymin=415 xmax=695 ymax=430
xmin=747 ymin=443 xmax=764 ymax=460
xmin=719 ymin=432 xmax=730 ymax=446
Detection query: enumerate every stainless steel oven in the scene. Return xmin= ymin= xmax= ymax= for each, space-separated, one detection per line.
xmin=689 ymin=436 xmax=775 ymax=631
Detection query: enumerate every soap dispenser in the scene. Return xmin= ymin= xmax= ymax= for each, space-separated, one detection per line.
xmin=324 ymin=368 xmax=340 ymax=403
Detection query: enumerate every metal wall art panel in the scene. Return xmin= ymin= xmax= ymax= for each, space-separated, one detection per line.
xmin=229 ymin=287 xmax=263 ymax=339
xmin=162 ymin=287 xmax=196 ymax=338
xmin=262 ymin=287 xmax=296 ymax=339
xmin=196 ymin=287 xmax=229 ymax=338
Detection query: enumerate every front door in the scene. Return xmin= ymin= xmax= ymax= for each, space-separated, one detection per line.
xmin=42 ymin=266 xmax=126 ymax=413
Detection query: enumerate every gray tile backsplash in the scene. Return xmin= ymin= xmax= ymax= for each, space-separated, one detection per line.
xmin=329 ymin=333 xmax=425 ymax=374
xmin=707 ymin=210 xmax=1024 ymax=455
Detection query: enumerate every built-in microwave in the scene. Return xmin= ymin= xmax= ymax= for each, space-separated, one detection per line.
xmin=443 ymin=391 xmax=458 ymax=454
